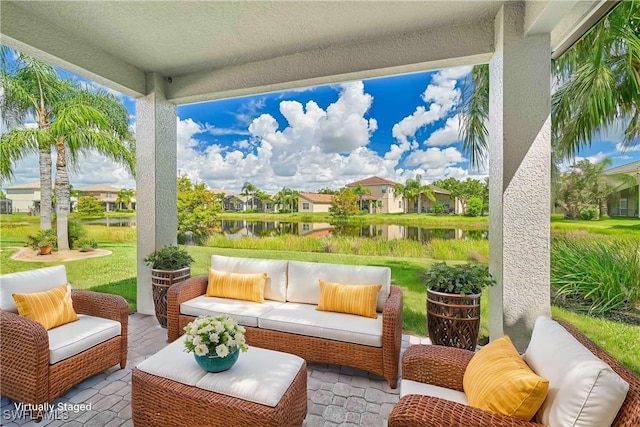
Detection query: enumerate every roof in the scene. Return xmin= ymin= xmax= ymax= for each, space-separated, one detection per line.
xmin=299 ymin=192 xmax=334 ymax=203
xmin=602 ymin=160 xmax=640 ymax=176
xmin=430 ymin=185 xmax=451 ymax=195
xmin=346 ymin=176 xmax=398 ymax=187
xmin=77 ymin=185 xmax=122 ymax=192
xmin=5 ymin=182 xmax=41 ymax=190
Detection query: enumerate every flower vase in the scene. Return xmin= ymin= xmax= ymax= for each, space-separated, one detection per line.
xmin=194 ymin=349 xmax=239 ymax=372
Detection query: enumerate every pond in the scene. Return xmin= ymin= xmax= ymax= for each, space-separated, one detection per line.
xmin=81 ymin=217 xmax=136 ymax=227
xmin=212 ymin=220 xmax=487 ymax=242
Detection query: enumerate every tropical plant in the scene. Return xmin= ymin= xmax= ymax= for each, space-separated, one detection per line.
xmin=177 ymin=175 xmax=220 ymax=243
xmin=394 ymin=176 xmax=435 ymax=213
xmin=240 ymin=181 xmax=257 ymax=211
xmin=1 ymin=50 xmax=135 ymax=251
xmin=77 ymin=195 xmax=105 ymax=216
xmin=329 ymin=187 xmax=358 ymax=221
xmin=460 ymin=2 xmax=640 ymax=165
xmin=432 ymin=202 xmax=446 ymax=215
xmin=422 ymin=262 xmax=495 ymax=295
xmin=351 ymin=183 xmax=372 ymax=212
xmin=77 ymin=237 xmax=98 ymax=252
xmin=144 ymin=245 xmax=194 ymax=270
xmin=27 ymin=228 xmax=57 ymax=250
xmin=466 ymin=197 xmax=483 ymax=217
xmin=116 ymin=188 xmax=135 ymax=210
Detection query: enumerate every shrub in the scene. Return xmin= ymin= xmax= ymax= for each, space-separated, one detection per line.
xmin=432 ymin=202 xmax=445 ymax=215
xmin=578 ymin=207 xmax=599 ymax=220
xmin=466 ymin=197 xmax=483 ymax=217
xmin=67 ymin=220 xmax=85 ymax=249
xmin=551 ymin=235 xmax=640 ymax=314
xmin=77 ymin=237 xmax=98 ymax=252
xmin=77 ymin=195 xmax=105 ymax=216
xmin=422 ymin=262 xmax=495 ymax=295
xmin=144 ymin=245 xmax=194 ymax=270
xmin=27 ymin=229 xmax=57 ymax=250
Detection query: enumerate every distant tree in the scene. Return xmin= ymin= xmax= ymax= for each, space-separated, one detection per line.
xmin=116 ymin=188 xmax=135 ymax=210
xmin=77 ymin=195 xmax=105 ymax=216
xmin=413 ymin=175 xmax=435 ymax=213
xmin=177 ymin=176 xmax=220 ymax=242
xmin=273 ymin=187 xmax=291 ymax=212
xmin=240 ymin=181 xmax=257 ymax=211
xmin=394 ymin=176 xmax=434 ymax=213
xmin=466 ymin=197 xmax=483 ymax=217
xmin=317 ymin=187 xmax=337 ymax=195
xmin=432 ymin=177 xmax=486 ymax=214
xmin=254 ymin=190 xmax=272 ymax=211
xmin=0 ymin=190 xmax=5 ymax=198
xmin=329 ymin=188 xmax=358 ymax=221
xmin=351 ymin=183 xmax=372 ymax=212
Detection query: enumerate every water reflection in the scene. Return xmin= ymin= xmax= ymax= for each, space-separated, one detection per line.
xmin=81 ymin=217 xmax=136 ymax=227
xmin=213 ymin=220 xmax=487 ymax=242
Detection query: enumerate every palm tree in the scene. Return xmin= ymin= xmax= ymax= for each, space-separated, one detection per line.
xmin=414 ymin=174 xmax=436 ymax=213
xmin=1 ymin=51 xmax=135 ymax=250
xmin=460 ymin=2 xmax=640 ymax=165
xmin=116 ymin=188 xmax=135 ymax=210
xmin=274 ymin=187 xmax=292 ymax=212
xmin=240 ymin=181 xmax=257 ymax=211
xmin=352 ymin=183 xmax=372 ymax=212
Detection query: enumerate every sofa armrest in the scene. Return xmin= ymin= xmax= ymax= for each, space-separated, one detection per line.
xmin=167 ymin=275 xmax=208 ymax=342
xmin=389 ymin=395 xmax=546 ymax=427
xmin=0 ymin=310 xmax=50 ymax=404
xmin=382 ymin=285 xmax=403 ymax=389
xmin=72 ymin=290 xmax=128 ymax=323
xmin=402 ymin=344 xmax=474 ymax=391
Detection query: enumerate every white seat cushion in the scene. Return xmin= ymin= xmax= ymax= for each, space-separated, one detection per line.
xmin=287 ymin=260 xmax=391 ymax=311
xmin=181 ymin=296 xmax=284 ymax=327
xmin=400 ymin=379 xmax=469 ymax=405
xmin=48 ymin=314 xmax=121 ymax=364
xmin=0 ymin=265 xmax=68 ymax=312
xmin=258 ymin=302 xmax=383 ymax=347
xmin=524 ymin=317 xmax=629 ymax=427
xmin=211 ymin=255 xmax=288 ymax=302
xmin=137 ymin=339 xmax=304 ymax=407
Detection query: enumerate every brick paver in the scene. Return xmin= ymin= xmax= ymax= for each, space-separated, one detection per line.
xmin=1 ymin=313 xmax=425 ymax=426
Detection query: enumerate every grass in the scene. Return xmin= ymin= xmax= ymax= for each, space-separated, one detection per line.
xmin=551 ymin=213 xmax=640 ymax=236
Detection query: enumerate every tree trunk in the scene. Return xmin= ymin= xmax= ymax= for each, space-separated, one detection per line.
xmin=598 ymin=198 xmax=608 ymax=218
xmin=54 ymin=137 xmax=70 ymax=251
xmin=39 ymin=147 xmax=53 ymax=229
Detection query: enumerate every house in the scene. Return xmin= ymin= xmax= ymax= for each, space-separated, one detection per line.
xmin=222 ymin=194 xmax=275 ymax=212
xmin=77 ymin=185 xmax=135 ymax=211
xmin=298 ymin=192 xmax=333 ymax=213
xmin=346 ymin=176 xmax=403 ymax=213
xmin=4 ymin=0 xmax=616 ymax=346
xmin=603 ymin=160 xmax=640 ymax=218
xmin=5 ymin=182 xmax=42 ymax=213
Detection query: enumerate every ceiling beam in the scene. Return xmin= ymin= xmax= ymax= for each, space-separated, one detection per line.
xmin=166 ymin=21 xmax=494 ymax=105
xmin=1 ymin=1 xmax=146 ymax=98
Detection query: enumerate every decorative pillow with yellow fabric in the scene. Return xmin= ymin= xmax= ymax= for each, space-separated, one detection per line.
xmin=316 ymin=280 xmax=382 ymax=319
xmin=463 ymin=335 xmax=549 ymax=420
xmin=12 ymin=284 xmax=79 ymax=330
xmin=206 ymin=269 xmax=267 ymax=303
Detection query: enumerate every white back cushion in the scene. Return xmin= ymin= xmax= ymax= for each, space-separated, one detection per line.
xmin=287 ymin=260 xmax=390 ymax=311
xmin=0 ymin=265 xmax=68 ymax=312
xmin=524 ymin=317 xmax=629 ymax=427
xmin=211 ymin=255 xmax=288 ymax=302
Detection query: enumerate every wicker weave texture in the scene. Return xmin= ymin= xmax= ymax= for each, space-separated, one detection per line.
xmin=427 ymin=290 xmax=480 ymax=351
xmin=389 ymin=318 xmax=640 ymax=427
xmin=171 ymin=282 xmax=403 ymax=388
xmin=0 ymin=291 xmax=129 ymax=405
xmin=167 ymin=275 xmax=208 ymax=342
xmin=132 ymin=362 xmax=307 ymax=427
xmin=152 ymin=267 xmax=191 ymax=328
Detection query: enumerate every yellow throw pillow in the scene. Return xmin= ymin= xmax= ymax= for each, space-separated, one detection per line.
xmin=206 ymin=269 xmax=267 ymax=303
xmin=12 ymin=284 xmax=79 ymax=330
xmin=316 ymin=280 xmax=382 ymax=319
xmin=463 ymin=335 xmax=549 ymax=420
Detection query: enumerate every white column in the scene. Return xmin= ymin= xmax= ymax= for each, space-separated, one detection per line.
xmin=488 ymin=3 xmax=551 ymax=351
xmin=135 ymin=73 xmax=178 ymax=315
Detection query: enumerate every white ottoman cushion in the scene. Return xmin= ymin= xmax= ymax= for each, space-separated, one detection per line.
xmin=49 ymin=314 xmax=121 ymax=364
xmin=211 ymin=255 xmax=288 ymax=302
xmin=524 ymin=317 xmax=629 ymax=427
xmin=181 ymin=296 xmax=283 ymax=327
xmin=137 ymin=339 xmax=304 ymax=407
xmin=400 ymin=379 xmax=469 ymax=405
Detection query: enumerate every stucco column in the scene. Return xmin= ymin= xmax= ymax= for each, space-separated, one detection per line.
xmin=135 ymin=73 xmax=178 ymax=315
xmin=488 ymin=4 xmax=551 ymax=351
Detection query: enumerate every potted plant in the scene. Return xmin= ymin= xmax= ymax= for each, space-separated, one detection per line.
xmin=184 ymin=314 xmax=249 ymax=372
xmin=422 ymin=262 xmax=495 ymax=350
xmin=27 ymin=229 xmax=57 ymax=255
xmin=144 ymin=245 xmax=194 ymax=328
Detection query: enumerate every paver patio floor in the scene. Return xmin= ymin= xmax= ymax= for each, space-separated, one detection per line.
xmin=1 ymin=313 xmax=430 ymax=427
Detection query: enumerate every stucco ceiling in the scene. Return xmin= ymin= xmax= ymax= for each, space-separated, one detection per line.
xmin=1 ymin=1 xmax=614 ymax=103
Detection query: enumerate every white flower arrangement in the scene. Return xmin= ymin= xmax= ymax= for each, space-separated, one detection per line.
xmin=183 ymin=314 xmax=248 ymax=358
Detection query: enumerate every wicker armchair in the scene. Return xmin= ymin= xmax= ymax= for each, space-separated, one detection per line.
xmin=0 ymin=267 xmax=128 ymax=407
xmin=389 ymin=320 xmax=640 ymax=427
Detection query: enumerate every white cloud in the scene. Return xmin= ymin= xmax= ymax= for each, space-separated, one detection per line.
xmin=424 ymin=116 xmax=461 ymax=147
xmin=405 ymin=147 xmax=466 ymax=169
xmin=574 ymin=151 xmax=610 ymax=165
xmin=615 ymin=142 xmax=640 ymax=153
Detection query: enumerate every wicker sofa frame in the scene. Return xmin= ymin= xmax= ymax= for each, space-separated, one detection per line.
xmin=0 ymin=291 xmax=128 ymax=406
xmin=388 ymin=319 xmax=640 ymax=427
xmin=167 ymin=275 xmax=403 ymax=388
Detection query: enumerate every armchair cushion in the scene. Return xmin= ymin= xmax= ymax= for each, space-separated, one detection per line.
xmin=400 ymin=379 xmax=468 ymax=405
xmin=524 ymin=317 xmax=629 ymax=427
xmin=0 ymin=265 xmax=67 ymax=312
xmin=48 ymin=314 xmax=121 ymax=364
xmin=464 ymin=335 xmax=549 ymax=420
xmin=13 ymin=284 xmax=78 ymax=330
xmin=206 ymin=269 xmax=267 ymax=303
xmin=317 ymin=280 xmax=381 ymax=318
xmin=181 ymin=296 xmax=284 ymax=327
xmin=211 ymin=255 xmax=288 ymax=302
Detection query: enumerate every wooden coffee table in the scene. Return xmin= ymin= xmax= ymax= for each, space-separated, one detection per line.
xmin=132 ymin=340 xmax=307 ymax=427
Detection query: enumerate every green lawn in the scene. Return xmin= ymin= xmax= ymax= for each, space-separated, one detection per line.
xmin=551 ymin=213 xmax=640 ymax=236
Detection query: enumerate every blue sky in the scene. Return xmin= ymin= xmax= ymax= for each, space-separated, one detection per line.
xmin=3 ymin=58 xmax=639 ymax=194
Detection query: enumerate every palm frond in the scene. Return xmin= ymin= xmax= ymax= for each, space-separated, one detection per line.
xmin=459 ymin=64 xmax=489 ymax=170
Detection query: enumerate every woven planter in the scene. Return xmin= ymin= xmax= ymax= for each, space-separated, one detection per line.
xmin=152 ymin=267 xmax=191 ymax=328
xmin=426 ymin=289 xmax=481 ymax=351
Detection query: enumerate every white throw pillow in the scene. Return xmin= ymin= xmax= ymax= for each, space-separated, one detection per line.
xmin=0 ymin=265 xmax=68 ymax=313
xmin=523 ymin=317 xmax=629 ymax=427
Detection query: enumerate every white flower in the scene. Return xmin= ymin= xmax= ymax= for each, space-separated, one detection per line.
xmin=192 ymin=335 xmax=202 ymax=346
xmin=209 ymin=333 xmax=219 ymax=343
xmin=194 ymin=344 xmax=209 ymax=356
xmin=215 ymin=322 xmax=225 ymax=334
xmin=215 ymin=344 xmax=230 ymax=358
xmin=226 ymin=337 xmax=236 ymax=349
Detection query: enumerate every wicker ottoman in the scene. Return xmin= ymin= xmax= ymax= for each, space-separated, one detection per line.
xmin=132 ymin=340 xmax=307 ymax=427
